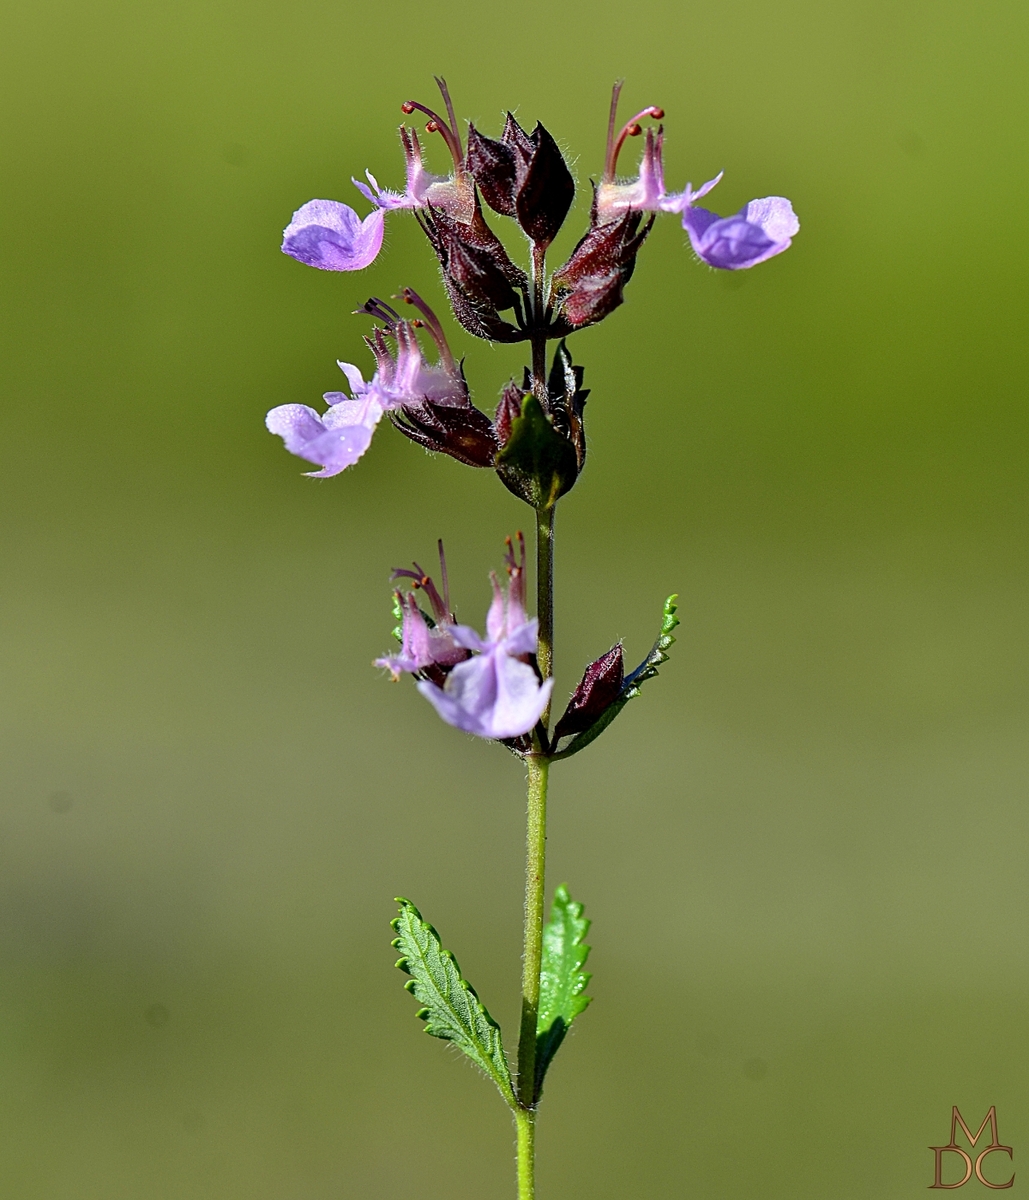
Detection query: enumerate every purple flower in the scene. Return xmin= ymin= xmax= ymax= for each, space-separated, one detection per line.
xmin=353 ymin=126 xmax=474 ymax=224
xmin=375 ymin=548 xmax=468 ymax=681
xmin=594 ymin=100 xmax=673 ymax=221
xmin=281 ymin=80 xmax=473 ymax=274
xmin=281 ymin=199 xmax=385 ymax=272
xmin=265 ymin=292 xmax=468 ymax=477
xmin=265 ymin=392 xmax=384 ymax=478
xmin=594 ymin=85 xmax=717 ymax=222
xmin=590 ymin=84 xmax=798 ymax=270
xmin=682 ymin=195 xmax=799 ymax=270
xmin=419 ymin=548 xmax=553 ymax=739
xmin=379 ymin=537 xmax=552 ymax=740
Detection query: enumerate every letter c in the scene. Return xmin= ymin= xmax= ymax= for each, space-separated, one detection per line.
xmin=930 ymin=1146 xmax=973 ymax=1188
xmin=975 ymin=1145 xmax=1014 ymax=1189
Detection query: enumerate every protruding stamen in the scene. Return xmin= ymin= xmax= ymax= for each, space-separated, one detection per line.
xmin=399 ymin=88 xmax=463 ymax=169
xmin=356 ymin=296 xmax=401 ymax=328
xmin=400 ymin=560 xmax=449 ymax=623
xmin=434 ymin=77 xmax=462 ymax=160
xmin=437 ymin=539 xmax=452 ymax=619
xmin=504 ymin=531 xmax=526 ymax=577
xmin=401 ymin=287 xmax=457 ymax=375
xmin=605 ymin=81 xmax=625 ymax=184
xmin=603 ymin=83 xmax=665 ymax=182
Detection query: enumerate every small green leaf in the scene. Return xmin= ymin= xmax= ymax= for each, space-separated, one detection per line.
xmin=390 ymin=592 xmax=404 ymax=644
xmin=495 ymin=393 xmax=579 ymax=510
xmin=535 ymin=885 xmax=592 ymax=1099
xmin=391 ymin=898 xmax=515 ymax=1106
xmin=552 ymin=595 xmax=680 ymax=760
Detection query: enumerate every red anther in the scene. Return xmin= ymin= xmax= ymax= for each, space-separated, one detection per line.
xmin=412 ymin=319 xmax=425 ymax=327
xmin=650 ymin=107 xmax=665 ymax=119
xmin=426 ymin=120 xmax=440 ymax=133
xmin=401 ymin=102 xmax=416 ymax=114
xmin=627 ymin=123 xmax=642 ymax=137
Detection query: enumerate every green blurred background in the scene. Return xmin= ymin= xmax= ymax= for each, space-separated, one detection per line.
xmin=2 ymin=0 xmax=1027 ymax=1195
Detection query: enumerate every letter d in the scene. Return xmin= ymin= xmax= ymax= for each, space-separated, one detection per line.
xmin=930 ymin=1146 xmax=973 ymax=1188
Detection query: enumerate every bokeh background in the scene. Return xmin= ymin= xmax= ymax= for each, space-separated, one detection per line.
xmin=2 ymin=0 xmax=1027 ymax=1196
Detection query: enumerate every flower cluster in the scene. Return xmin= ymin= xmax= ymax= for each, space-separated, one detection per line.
xmin=279 ymin=79 xmax=796 ymax=287
xmin=268 ymin=79 xmax=797 ymax=743
xmin=376 ymin=538 xmax=553 ymax=740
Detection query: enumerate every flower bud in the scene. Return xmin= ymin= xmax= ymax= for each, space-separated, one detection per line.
xmin=550 ymin=192 xmax=654 ymax=331
xmin=418 ymin=204 xmax=530 ymax=343
xmin=545 ymin=340 xmax=589 ymax=475
xmin=493 ymin=379 xmax=524 ymax=447
xmin=553 ymin=645 xmax=625 ymax=741
xmin=390 ymin=399 xmax=499 ymax=467
xmin=465 ymin=125 xmax=519 ymax=217
xmin=465 ymin=114 xmax=575 ymax=249
xmin=493 ymin=344 xmax=587 ymax=509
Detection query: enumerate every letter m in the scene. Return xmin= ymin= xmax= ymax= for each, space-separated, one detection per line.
xmin=951 ymin=1107 xmax=1002 ymax=1150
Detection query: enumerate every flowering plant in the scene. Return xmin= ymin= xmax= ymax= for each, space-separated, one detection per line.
xmin=267 ymin=79 xmax=797 ymax=1198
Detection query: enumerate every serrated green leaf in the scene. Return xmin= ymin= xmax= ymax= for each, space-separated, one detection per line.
xmin=552 ymin=595 xmax=680 ymax=761
xmin=535 ymin=885 xmax=592 ymax=1099
xmin=392 ymin=898 xmax=515 ymax=1106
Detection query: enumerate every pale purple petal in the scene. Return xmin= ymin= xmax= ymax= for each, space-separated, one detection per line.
xmin=661 ymin=171 xmax=723 ymax=213
xmin=418 ymin=655 xmax=497 ymax=736
xmin=502 ymin=618 xmax=538 ymax=659
xmin=352 ymin=180 xmax=375 ymax=206
xmin=490 ymin=655 xmax=552 ymax=738
xmin=417 ymin=653 xmax=552 ymax=739
xmin=743 ymin=196 xmax=799 ymax=243
xmin=264 ymin=405 xmax=328 ymax=456
xmin=352 ymin=171 xmax=416 ymax=212
xmin=320 ymin=396 xmax=382 ymax=430
xmin=681 ymin=205 xmax=720 ymax=239
xmin=685 ymin=210 xmax=773 ymax=268
xmin=374 ymin=599 xmax=434 ymax=678
xmin=691 ymin=171 xmax=724 ymax=203
xmin=375 ymin=593 xmax=467 ymax=680
xmin=265 ymin=396 xmax=384 ymax=477
xmin=683 ymin=193 xmax=798 ymax=270
xmin=281 ymin=200 xmax=385 ymax=271
xmin=450 ymin=624 xmax=488 ymax=653
xmin=485 ymin=575 xmax=506 ymax=642
xmin=337 ymin=361 xmax=366 ymax=396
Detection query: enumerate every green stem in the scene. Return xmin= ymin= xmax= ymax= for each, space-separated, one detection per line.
xmin=515 ymin=753 xmax=549 ymax=1192
xmin=515 ymin=1106 xmax=537 ymax=1200
xmin=516 ymin=754 xmax=550 ymax=1101
xmin=535 ymin=505 xmax=555 ymax=726
xmin=514 ymin=242 xmax=554 ymax=1200
xmin=513 ymin=504 xmax=556 ymax=1200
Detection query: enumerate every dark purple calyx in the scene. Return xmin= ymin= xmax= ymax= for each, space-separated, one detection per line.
xmin=417 ymin=202 xmax=530 ymax=343
xmin=465 ymin=113 xmax=575 ymax=249
xmin=553 ymin=645 xmax=625 ymax=741
xmin=550 ymin=189 xmax=654 ymax=331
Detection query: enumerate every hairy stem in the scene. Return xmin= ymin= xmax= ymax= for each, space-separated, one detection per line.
xmin=530 ymin=243 xmax=547 ymax=401
xmin=516 ymin=754 xmax=550 ymax=1102
xmin=535 ymin=505 xmax=555 ymax=725
xmin=515 ymin=1106 xmax=536 ymax=1200
xmin=514 ymin=241 xmax=555 ymax=1200
xmin=515 ymin=753 xmax=549 ymax=1192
